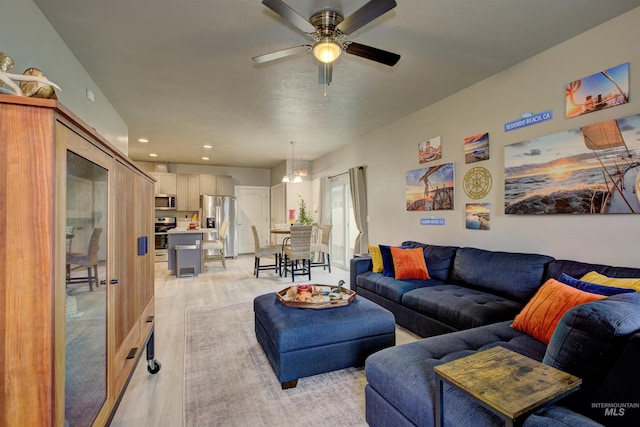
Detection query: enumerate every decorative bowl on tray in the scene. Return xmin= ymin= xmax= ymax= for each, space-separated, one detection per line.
xmin=276 ymin=283 xmax=355 ymax=309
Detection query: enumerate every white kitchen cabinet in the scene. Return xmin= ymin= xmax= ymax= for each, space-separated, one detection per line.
xmin=150 ymin=172 xmax=176 ymax=195
xmin=216 ymin=175 xmax=234 ymax=195
xmin=176 ymin=174 xmax=200 ymax=211
xmin=199 ymin=174 xmax=217 ymax=195
xmin=176 ymin=174 xmax=234 ymax=211
xmin=188 ymin=175 xmax=200 ymax=210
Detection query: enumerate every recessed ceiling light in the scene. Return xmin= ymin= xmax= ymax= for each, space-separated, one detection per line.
xmin=203 ymin=145 xmax=212 ymax=149
xmin=138 ymin=138 xmax=149 ymax=143
xmin=149 ymin=153 xmax=158 ymax=157
xmin=202 ymin=157 xmax=210 ymax=160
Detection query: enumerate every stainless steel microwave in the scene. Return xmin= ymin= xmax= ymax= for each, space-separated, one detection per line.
xmin=155 ymin=194 xmax=176 ymax=210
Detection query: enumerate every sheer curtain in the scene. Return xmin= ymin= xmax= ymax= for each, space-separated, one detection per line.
xmin=349 ymin=166 xmax=368 ymax=255
xmin=317 ymin=176 xmax=332 ymax=226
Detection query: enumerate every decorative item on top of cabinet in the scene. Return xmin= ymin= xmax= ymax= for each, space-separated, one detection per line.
xmin=0 ymin=51 xmax=61 ymax=98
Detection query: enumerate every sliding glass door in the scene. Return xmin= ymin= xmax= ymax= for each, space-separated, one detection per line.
xmin=330 ymin=174 xmax=358 ymax=269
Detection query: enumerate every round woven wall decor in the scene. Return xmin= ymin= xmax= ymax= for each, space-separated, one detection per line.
xmin=463 ymin=166 xmax=492 ymax=199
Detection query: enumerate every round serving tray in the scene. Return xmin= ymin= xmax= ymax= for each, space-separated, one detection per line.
xmin=276 ymin=284 xmax=356 ymax=309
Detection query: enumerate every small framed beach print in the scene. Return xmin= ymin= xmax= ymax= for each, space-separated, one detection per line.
xmin=464 ymin=132 xmax=489 ymax=164
xmin=418 ymin=136 xmax=442 ymax=164
xmin=466 ymin=203 xmax=490 ymax=230
xmin=504 ymin=112 xmax=640 ymax=214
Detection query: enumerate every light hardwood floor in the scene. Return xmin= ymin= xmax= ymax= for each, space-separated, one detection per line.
xmin=109 ymin=254 xmax=374 ymax=426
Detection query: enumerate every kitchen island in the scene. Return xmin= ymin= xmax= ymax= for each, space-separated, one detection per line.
xmin=167 ymin=228 xmax=203 ymax=277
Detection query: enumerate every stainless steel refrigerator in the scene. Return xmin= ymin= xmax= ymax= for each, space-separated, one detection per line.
xmin=200 ymin=195 xmax=238 ymax=258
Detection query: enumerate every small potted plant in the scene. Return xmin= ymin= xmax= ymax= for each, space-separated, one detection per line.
xmin=294 ymin=197 xmax=315 ymax=226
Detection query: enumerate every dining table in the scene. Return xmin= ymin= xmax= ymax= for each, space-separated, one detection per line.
xmin=270 ymin=227 xmax=291 ymax=234
xmin=270 ymin=227 xmax=291 ymax=245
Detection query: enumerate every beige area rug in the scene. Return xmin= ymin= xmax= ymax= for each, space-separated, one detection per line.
xmin=184 ymin=301 xmax=395 ymax=427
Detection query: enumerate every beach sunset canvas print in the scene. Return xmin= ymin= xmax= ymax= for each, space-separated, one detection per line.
xmin=466 ymin=203 xmax=490 ymax=230
xmin=406 ymin=163 xmax=455 ymax=211
xmin=504 ymin=113 xmax=640 ymax=214
xmin=565 ymin=63 xmax=629 ymax=119
xmin=464 ymin=132 xmax=490 ymax=163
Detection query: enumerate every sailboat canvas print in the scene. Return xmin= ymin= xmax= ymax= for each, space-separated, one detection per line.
xmin=565 ymin=63 xmax=629 ymax=119
xmin=504 ymin=113 xmax=640 ymax=214
xmin=406 ymin=163 xmax=455 ymax=211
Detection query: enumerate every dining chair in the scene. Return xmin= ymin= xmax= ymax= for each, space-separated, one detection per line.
xmin=251 ymin=225 xmax=281 ymax=277
xmin=65 ymin=226 xmax=75 ymax=253
xmin=66 ymin=227 xmax=102 ymax=291
xmin=310 ymin=224 xmax=332 ymax=273
xmin=282 ymin=225 xmax=313 ymax=282
xmin=202 ymin=220 xmax=228 ymax=271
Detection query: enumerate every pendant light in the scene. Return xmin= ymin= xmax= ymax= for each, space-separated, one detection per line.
xmin=282 ymin=141 xmax=303 ymax=183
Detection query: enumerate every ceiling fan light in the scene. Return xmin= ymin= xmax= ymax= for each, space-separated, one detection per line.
xmin=292 ymin=175 xmax=303 ymax=183
xmin=313 ymin=40 xmax=342 ymax=63
xmin=282 ymin=175 xmax=291 ymax=183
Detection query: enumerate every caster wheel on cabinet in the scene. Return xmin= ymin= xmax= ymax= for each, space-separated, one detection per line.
xmin=147 ymin=359 xmax=161 ymax=374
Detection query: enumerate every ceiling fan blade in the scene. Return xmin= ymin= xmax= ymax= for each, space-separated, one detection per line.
xmin=336 ymin=0 xmax=397 ymax=35
xmin=344 ymin=42 xmax=400 ymax=66
xmin=252 ymin=45 xmax=311 ymax=64
xmin=318 ymin=63 xmax=333 ymax=85
xmin=262 ymin=0 xmax=316 ymax=33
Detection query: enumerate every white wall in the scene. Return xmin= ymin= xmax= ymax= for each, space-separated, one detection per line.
xmin=286 ymin=182 xmax=313 ymax=223
xmin=0 ymin=0 xmax=128 ymax=153
xmin=312 ymin=7 xmax=640 ymax=268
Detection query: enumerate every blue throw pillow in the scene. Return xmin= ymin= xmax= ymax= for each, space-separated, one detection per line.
xmin=558 ymin=273 xmax=635 ymax=296
xmin=379 ymin=245 xmax=396 ymax=277
xmin=379 ymin=244 xmax=410 ymax=277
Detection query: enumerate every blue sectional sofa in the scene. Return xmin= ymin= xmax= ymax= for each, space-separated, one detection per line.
xmin=349 ymin=241 xmax=640 ymax=427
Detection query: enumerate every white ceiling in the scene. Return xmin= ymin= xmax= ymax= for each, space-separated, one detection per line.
xmin=33 ymin=0 xmax=640 ymax=169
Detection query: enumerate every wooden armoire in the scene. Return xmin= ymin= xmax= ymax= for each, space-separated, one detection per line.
xmin=0 ymin=94 xmax=158 ymax=426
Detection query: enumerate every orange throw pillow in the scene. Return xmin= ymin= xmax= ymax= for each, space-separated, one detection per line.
xmin=390 ymin=247 xmax=430 ymax=280
xmin=511 ymin=278 xmax=606 ymax=344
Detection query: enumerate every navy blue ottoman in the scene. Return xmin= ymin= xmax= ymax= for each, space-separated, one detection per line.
xmin=254 ymin=292 xmax=396 ymax=388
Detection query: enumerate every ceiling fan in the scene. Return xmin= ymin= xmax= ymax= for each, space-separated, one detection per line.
xmin=252 ymin=0 xmax=400 ymax=85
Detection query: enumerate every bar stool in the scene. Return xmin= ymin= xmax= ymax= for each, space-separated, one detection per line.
xmin=202 ymin=221 xmax=228 ymax=271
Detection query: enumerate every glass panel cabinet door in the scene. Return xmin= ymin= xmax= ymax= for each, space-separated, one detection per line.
xmin=65 ymin=150 xmax=108 ymax=426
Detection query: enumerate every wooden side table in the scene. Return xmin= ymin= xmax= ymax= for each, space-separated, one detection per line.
xmin=433 ymin=346 xmax=581 ymax=427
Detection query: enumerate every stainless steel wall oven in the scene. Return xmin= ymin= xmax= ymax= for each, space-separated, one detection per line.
xmin=154 ymin=217 xmax=176 ymax=262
